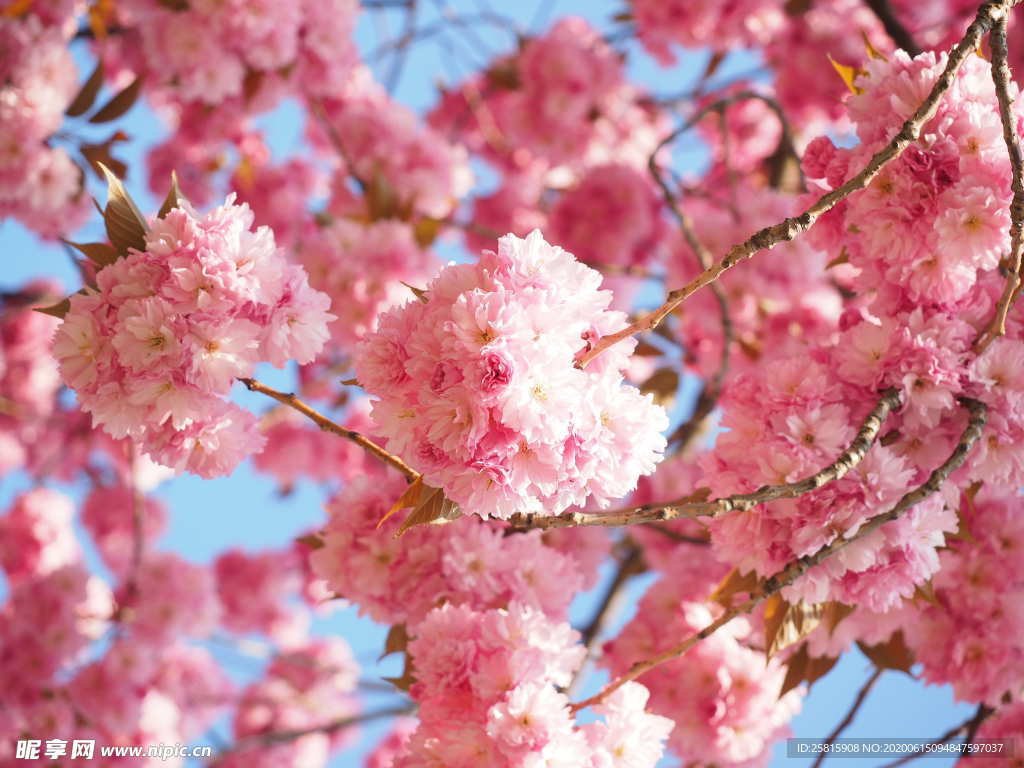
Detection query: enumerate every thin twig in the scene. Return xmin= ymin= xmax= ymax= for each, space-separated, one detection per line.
xmin=218 ymin=705 xmax=414 ymax=756
xmin=240 ymin=378 xmax=419 ymax=482
xmin=864 ymin=0 xmax=922 ymax=56
xmin=384 ymin=0 xmax=418 ymax=94
xmin=976 ymin=16 xmax=1024 ymax=350
xmin=510 ymin=388 xmax=901 ymax=531
xmin=115 ymin=443 xmax=147 ymax=612
xmin=576 ymin=0 xmax=1020 ymax=368
xmin=648 ymin=103 xmax=736 ymax=456
xmin=568 ymin=544 xmax=645 ymax=698
xmin=308 ymin=101 xmax=369 ymax=193
xmin=640 ymin=523 xmax=710 ymax=545
xmin=962 ymin=704 xmax=995 ymax=750
xmin=569 ymin=398 xmax=986 ymax=712
xmin=875 ymin=704 xmax=994 ymax=768
xmin=811 ymin=667 xmax=885 ymax=768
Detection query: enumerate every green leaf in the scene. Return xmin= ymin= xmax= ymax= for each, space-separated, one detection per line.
xmin=380 ymin=624 xmax=408 ymax=660
xmin=81 ymin=144 xmax=127 ymax=181
xmin=401 ymin=282 xmax=429 ymax=304
xmin=764 ymin=595 xmax=825 ymax=659
xmin=413 ymin=217 xmax=443 ymax=248
xmin=80 ymin=130 xmax=130 ymax=182
xmin=295 ymin=533 xmax=324 ymax=551
xmin=784 ymin=0 xmax=814 ymax=14
xmin=378 ymin=476 xmax=424 ymax=530
xmin=396 ymin=485 xmax=461 ymax=537
xmin=66 ymin=59 xmax=105 ymax=117
xmin=382 ymin=651 xmax=417 ymax=692
xmin=828 ymin=55 xmax=865 ymax=95
xmin=61 ymin=240 xmax=119 ymax=268
xmin=97 ymin=162 xmax=149 ymax=255
xmin=157 ymin=171 xmax=185 ymax=219
xmin=780 ymin=643 xmax=838 ymax=698
xmin=640 ymin=367 xmax=679 ymax=408
xmin=633 ymin=340 xmax=663 ymax=357
xmin=89 ymin=76 xmax=143 ymax=123
xmin=34 ymin=297 xmax=71 ymax=319
xmin=823 ymin=601 xmax=856 ymax=635
xmin=709 ymin=567 xmax=760 ymax=609
xmin=858 ymin=631 xmax=915 ymax=674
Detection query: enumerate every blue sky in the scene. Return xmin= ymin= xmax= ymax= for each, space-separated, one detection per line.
xmin=0 ymin=1 xmax=975 ymax=765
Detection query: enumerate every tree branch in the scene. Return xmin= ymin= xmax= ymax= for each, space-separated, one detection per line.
xmin=648 ymin=100 xmax=740 ymax=456
xmin=863 ymin=0 xmax=922 ymax=56
xmin=568 ymin=544 xmax=645 ymax=697
xmin=976 ymin=15 xmax=1024 ymax=350
xmin=569 ymin=397 xmax=986 ymax=712
xmin=811 ymin=667 xmax=884 ymax=768
xmin=510 ymin=387 xmax=901 ymax=531
xmin=220 ymin=705 xmax=414 ymax=755
xmin=575 ymin=0 xmax=1020 ymax=368
xmin=962 ymin=704 xmax=995 ymax=750
xmin=876 ymin=704 xmax=994 ymax=768
xmin=239 ymin=378 xmax=420 ymax=482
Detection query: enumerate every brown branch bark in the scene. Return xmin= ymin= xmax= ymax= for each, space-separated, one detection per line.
xmin=567 ymin=544 xmax=645 ymax=697
xmin=647 ymin=100 xmax=740 ymax=455
xmin=240 ymin=378 xmax=420 ymax=482
xmin=811 ymin=667 xmax=885 ymax=768
xmin=220 ymin=705 xmax=414 ymax=755
xmin=976 ymin=16 xmax=1024 ymax=350
xmin=876 ymin=704 xmax=994 ymax=768
xmin=510 ymin=387 xmax=901 ymax=532
xmin=575 ymin=0 xmax=1020 ymax=369
xmin=569 ymin=398 xmax=986 ymax=713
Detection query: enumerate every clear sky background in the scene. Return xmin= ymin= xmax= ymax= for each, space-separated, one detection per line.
xmin=0 ymin=1 xmax=975 ymax=765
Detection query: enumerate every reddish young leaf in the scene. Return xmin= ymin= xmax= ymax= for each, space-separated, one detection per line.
xmin=89 ymin=76 xmax=143 ymax=123
xmin=66 ymin=59 xmax=105 ymax=117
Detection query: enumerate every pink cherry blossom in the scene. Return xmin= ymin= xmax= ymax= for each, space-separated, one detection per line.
xmin=355 ymin=230 xmax=667 ymax=519
xmin=52 ymin=195 xmax=333 ymax=478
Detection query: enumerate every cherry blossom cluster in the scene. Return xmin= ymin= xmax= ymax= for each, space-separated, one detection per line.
xmin=215 ymin=640 xmax=361 ymax=768
xmin=629 ymin=0 xmax=786 ymax=64
xmin=0 ymin=478 xmax=362 ymax=767
xmin=305 ymin=467 xmax=670 ymax=763
xmin=110 ymin=0 xmax=359 ymax=106
xmin=253 ymin=399 xmax=382 ymax=490
xmin=0 ymin=287 xmax=62 ymax=477
xmin=605 ymin=456 xmax=804 ymax=766
xmin=548 ymin=163 xmax=668 ymax=272
xmin=605 ymin=591 xmax=801 ymax=766
xmin=0 ymin=15 xmax=90 ymax=238
xmin=309 ymin=471 xmax=607 ymax=626
xmin=429 ymin=17 xmax=666 ymax=183
xmin=355 ymin=230 xmax=668 ymax=519
xmin=807 ymin=51 xmax=1016 ymax=315
xmin=315 ymin=66 xmax=473 ymax=222
xmin=703 ymin=355 xmax=958 ymax=612
xmin=215 ymin=547 xmax=307 ymax=645
xmin=52 ymin=195 xmax=333 ymax=478
xmin=901 ymin=485 xmax=1024 ymax=705
xmin=669 ymin=187 xmax=842 ymax=380
xmin=685 ymin=48 xmax=1022 ymax=616
xmin=81 ymin=484 xmax=167 ymax=576
xmin=961 ymin=699 xmax=1024 ymax=765
xmin=298 ymin=219 xmax=440 ymax=355
xmin=400 ymin=601 xmax=673 ymax=766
